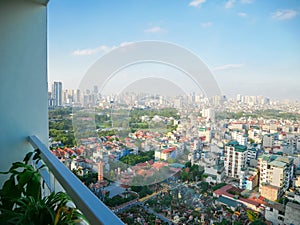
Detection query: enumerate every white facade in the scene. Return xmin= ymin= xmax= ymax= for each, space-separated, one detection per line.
xmin=198 ymin=127 xmax=211 ymax=143
xmin=201 ymin=108 xmax=215 ymax=121
xmin=258 ymin=155 xmax=294 ymax=196
xmin=263 ymin=134 xmax=274 ymax=149
xmin=265 ymin=202 xmax=300 ymax=225
xmin=236 ymin=133 xmax=248 ymax=146
xmin=224 ymin=141 xmax=248 ymax=179
xmin=0 ymin=0 xmax=49 ymax=186
xmin=247 ymin=148 xmax=257 ymax=164
xmin=205 ymin=167 xmax=225 ymax=184
xmin=265 ymin=203 xmax=285 ymax=225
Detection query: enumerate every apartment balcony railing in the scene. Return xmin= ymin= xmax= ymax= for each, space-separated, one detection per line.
xmin=28 ymin=135 xmax=124 ymax=225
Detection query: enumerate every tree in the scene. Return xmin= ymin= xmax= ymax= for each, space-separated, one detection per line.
xmin=247 ymin=210 xmax=258 ymax=222
xmin=199 ymin=181 xmax=209 ymax=193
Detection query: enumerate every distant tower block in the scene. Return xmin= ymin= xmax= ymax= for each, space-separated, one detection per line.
xmin=98 ymin=161 xmax=104 ymax=182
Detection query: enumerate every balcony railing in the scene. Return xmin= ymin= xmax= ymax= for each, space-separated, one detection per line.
xmin=28 ymin=135 xmax=124 ymax=225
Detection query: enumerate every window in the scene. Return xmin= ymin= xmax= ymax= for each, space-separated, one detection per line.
xmin=278 ymin=216 xmax=284 ymax=221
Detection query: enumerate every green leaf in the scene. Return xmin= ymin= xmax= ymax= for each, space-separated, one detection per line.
xmin=0 ymin=177 xmax=21 ymax=210
xmin=9 ymin=162 xmax=33 ymax=174
xmin=23 ymin=152 xmax=34 ymax=164
xmin=33 ymin=149 xmax=41 ymax=161
xmin=25 ymin=173 xmax=41 ymax=201
xmin=17 ymin=170 xmax=33 ymax=191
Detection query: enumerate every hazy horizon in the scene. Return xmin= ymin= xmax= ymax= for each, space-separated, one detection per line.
xmin=48 ymin=0 xmax=300 ymax=101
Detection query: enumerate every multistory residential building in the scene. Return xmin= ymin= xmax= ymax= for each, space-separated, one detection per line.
xmin=198 ymin=127 xmax=212 ymax=143
xmin=239 ymin=167 xmax=259 ymax=190
xmin=228 ymin=122 xmax=244 ymax=131
xmin=224 ymin=141 xmax=247 ymax=179
xmin=201 ymin=108 xmax=215 ymax=121
xmin=262 ymin=133 xmax=276 ymax=150
xmin=265 ymin=201 xmax=300 ymax=225
xmin=155 ymin=147 xmax=177 ymax=161
xmin=204 ymin=164 xmax=225 ymax=184
xmin=236 ymin=133 xmax=248 ymax=146
xmin=247 ymin=147 xmax=258 ymax=164
xmin=258 ymin=154 xmax=294 ymax=200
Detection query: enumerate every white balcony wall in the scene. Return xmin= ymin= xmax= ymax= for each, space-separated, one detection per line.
xmin=0 ymin=0 xmax=49 ymax=186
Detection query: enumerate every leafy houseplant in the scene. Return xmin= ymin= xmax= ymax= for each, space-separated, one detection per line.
xmin=0 ymin=150 xmax=87 ymax=225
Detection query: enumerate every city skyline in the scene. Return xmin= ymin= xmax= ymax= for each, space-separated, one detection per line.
xmin=48 ymin=0 xmax=300 ymax=101
xmin=47 ymin=80 xmax=294 ymax=105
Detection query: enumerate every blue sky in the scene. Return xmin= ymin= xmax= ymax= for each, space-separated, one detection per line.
xmin=48 ymin=0 xmax=300 ymax=100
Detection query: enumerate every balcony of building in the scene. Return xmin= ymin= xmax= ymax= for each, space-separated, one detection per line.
xmin=0 ymin=1 xmax=124 ymax=224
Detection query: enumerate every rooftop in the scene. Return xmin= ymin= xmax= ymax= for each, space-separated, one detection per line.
xmin=286 ymin=201 xmax=300 ymax=210
xmin=226 ymin=141 xmax=247 ymax=152
xmin=217 ymin=196 xmax=239 ymax=208
xmin=264 ymin=201 xmax=285 ymax=212
xmin=269 ymin=160 xmax=286 ymax=168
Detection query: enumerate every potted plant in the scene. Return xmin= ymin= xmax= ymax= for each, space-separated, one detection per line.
xmin=0 ymin=150 xmax=87 ymax=225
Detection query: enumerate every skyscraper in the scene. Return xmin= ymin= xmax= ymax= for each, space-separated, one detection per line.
xmin=52 ymin=81 xmax=62 ymax=107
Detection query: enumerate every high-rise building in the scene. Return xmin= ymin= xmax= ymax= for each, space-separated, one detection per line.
xmin=52 ymin=81 xmax=62 ymax=107
xmin=201 ymin=108 xmax=215 ymax=121
xmin=224 ymin=141 xmax=248 ymax=179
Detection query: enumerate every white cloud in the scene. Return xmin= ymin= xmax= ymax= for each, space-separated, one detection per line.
xmin=238 ymin=12 xmax=247 ymax=17
xmin=213 ymin=63 xmax=244 ymax=71
xmin=72 ymin=42 xmax=133 ymax=56
xmin=271 ymin=9 xmax=297 ymax=21
xmin=144 ymin=26 xmax=164 ymax=33
xmin=240 ymin=0 xmax=254 ymax=3
xmin=72 ymin=46 xmax=111 ymax=56
xmin=225 ymin=0 xmax=235 ymax=9
xmin=189 ymin=0 xmax=206 ymax=7
xmin=119 ymin=42 xmax=133 ymax=47
xmin=200 ymin=22 xmax=213 ymax=27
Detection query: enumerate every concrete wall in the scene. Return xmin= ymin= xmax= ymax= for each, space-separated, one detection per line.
xmin=284 ymin=202 xmax=300 ymax=225
xmin=0 ymin=0 xmax=49 ymax=186
xmin=265 ymin=208 xmax=285 ymax=225
xmin=271 ymin=166 xmax=284 ymax=187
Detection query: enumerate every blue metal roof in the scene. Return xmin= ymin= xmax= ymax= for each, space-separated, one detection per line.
xmin=217 ymin=196 xmax=239 ymax=208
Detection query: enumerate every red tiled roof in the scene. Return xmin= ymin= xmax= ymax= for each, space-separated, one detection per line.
xmin=162 ymin=147 xmax=176 ymax=154
xmin=152 ymin=161 xmax=168 ymax=169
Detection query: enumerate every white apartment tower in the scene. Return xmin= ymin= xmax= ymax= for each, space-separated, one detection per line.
xmin=224 ymin=141 xmax=248 ymax=179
